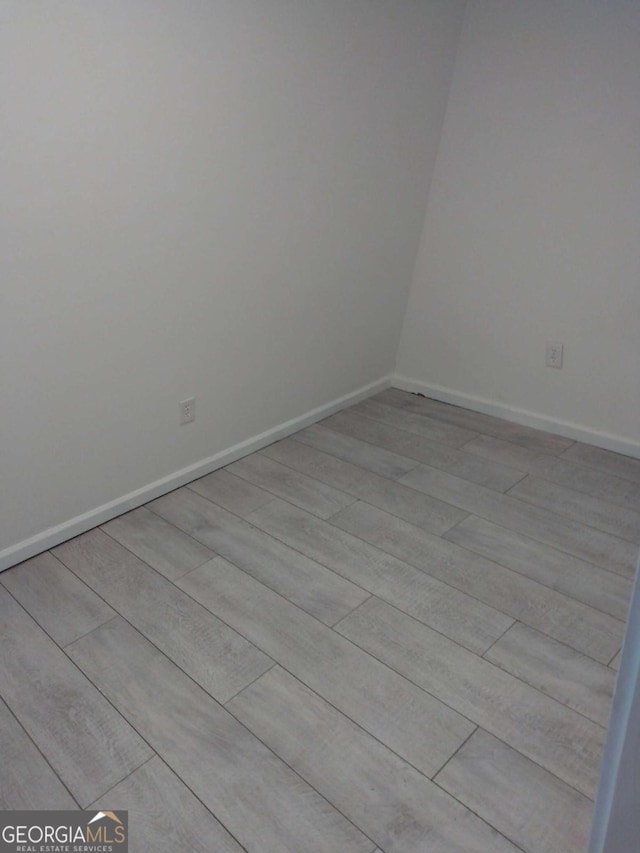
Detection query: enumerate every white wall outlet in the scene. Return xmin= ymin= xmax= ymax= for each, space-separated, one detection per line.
xmin=179 ymin=397 xmax=196 ymax=424
xmin=545 ymin=342 xmax=563 ymax=369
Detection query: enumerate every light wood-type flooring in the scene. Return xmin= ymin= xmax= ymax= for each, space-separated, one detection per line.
xmin=2 ymin=388 xmax=638 ymax=852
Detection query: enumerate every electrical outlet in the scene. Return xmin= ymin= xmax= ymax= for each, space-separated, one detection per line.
xmin=545 ymin=342 xmax=563 ymax=369
xmin=179 ymin=397 xmax=196 ymax=424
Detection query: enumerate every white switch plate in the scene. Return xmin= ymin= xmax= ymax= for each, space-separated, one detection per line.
xmin=545 ymin=342 xmax=563 ymax=369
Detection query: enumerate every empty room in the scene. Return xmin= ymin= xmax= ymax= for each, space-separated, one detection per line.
xmin=1 ymin=2 xmax=639 ymax=852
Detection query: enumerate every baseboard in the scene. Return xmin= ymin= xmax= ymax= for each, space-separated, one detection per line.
xmin=393 ymin=374 xmax=640 ymax=460
xmin=0 ymin=375 xmax=393 ymax=573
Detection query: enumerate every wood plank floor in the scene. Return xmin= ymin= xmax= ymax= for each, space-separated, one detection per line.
xmin=2 ymin=388 xmax=638 ymax=852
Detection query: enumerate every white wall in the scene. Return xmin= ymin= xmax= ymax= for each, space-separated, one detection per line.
xmin=0 ymin=1 xmax=466 ymax=567
xmin=395 ymin=0 xmax=640 ymax=455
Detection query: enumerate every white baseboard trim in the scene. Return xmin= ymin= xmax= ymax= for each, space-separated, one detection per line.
xmin=393 ymin=374 xmax=640 ymax=460
xmin=0 ymin=375 xmax=392 ymax=573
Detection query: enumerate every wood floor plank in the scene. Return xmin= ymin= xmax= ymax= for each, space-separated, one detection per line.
xmin=463 ymin=434 xmax=640 ymax=509
xmin=148 ymin=488 xmax=369 ymax=625
xmin=434 ymin=728 xmax=593 ymax=853
xmin=376 ymin=388 xmax=574 ymax=454
xmin=398 ymin=464 xmax=638 ymax=576
xmin=189 ymin=468 xmax=275 ymax=517
xmin=68 ymin=618 xmax=372 ymax=853
xmin=0 ymin=698 xmax=77 ymax=810
xmin=335 ymin=596 xmax=605 ymax=798
xmin=227 ymin=452 xmax=356 ymax=518
xmin=507 ymin=476 xmax=640 ymax=543
xmin=352 ymin=398 xmax=477 ymax=448
xmin=610 ymin=650 xmax=622 ymax=671
xmin=177 ymin=556 xmax=475 ymax=778
xmin=445 ymin=515 xmax=633 ymax=622
xmin=247 ymin=499 xmax=512 ymax=653
xmin=562 ymin=442 xmax=640 ymax=484
xmin=102 ymin=506 xmax=214 ymax=580
xmin=321 ymin=410 xmax=525 ymax=491
xmin=332 ymin=502 xmax=624 ymax=663
xmin=1 ymin=551 xmax=115 ymax=647
xmin=485 ymin=623 xmax=616 ymax=726
xmin=293 ymin=423 xmax=420 ymax=480
xmin=91 ymin=756 xmax=244 ymax=853
xmin=260 ymin=439 xmax=467 ymax=535
xmin=53 ymin=529 xmax=272 ymax=704
xmin=462 ymin=434 xmax=558 ymax=471
xmin=0 ymin=587 xmax=152 ymax=806
xmin=228 ymin=667 xmax=519 ymax=853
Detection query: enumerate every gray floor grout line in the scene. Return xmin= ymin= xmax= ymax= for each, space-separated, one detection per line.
xmin=0 ymin=692 xmax=82 ymax=809
xmin=430 ymin=724 xmax=479 ymax=782
xmin=55 ymin=527 xmax=606 ymax=744
xmin=343 ymin=401 xmax=481 ymax=449
xmin=607 ymin=648 xmax=622 ymax=668
xmin=482 ymin=616 xmax=620 ymax=676
xmin=98 ymin=524 xmax=217 ymax=587
xmin=269 ymin=437 xmax=474 ymax=524
xmin=317 ymin=415 xmax=531 ymax=492
xmin=325 ymin=503 xmax=624 ymax=664
xmin=366 ymin=393 xmax=572 ymax=458
xmin=481 ymin=647 xmax=613 ymax=728
xmin=442 ymin=511 xmax=635 ymax=591
xmin=501 ymin=481 xmax=640 ymax=546
xmin=440 ymin=516 xmax=633 ymax=609
xmin=142 ymin=481 xmax=571 ymax=671
xmin=0 ymin=589 xmax=162 ymax=810
xmin=222 ymin=650 xmax=471 ymax=814
xmin=555 ymin=441 xmax=640 ymax=482
xmin=88 ymin=754 xmax=251 ymax=852
xmin=145 ymin=491 xmax=379 ymax=611
xmin=327 ymin=406 xmax=640 ymax=514
xmin=362 ymin=389 xmax=640 ymax=498
xmin=86 ymin=753 xmax=156 ymax=807
xmin=503 ymin=472 xmax=531 ymax=495
xmin=2 ymin=552 xmax=119 ymax=648
xmin=427 ymin=775 xmax=533 ymax=853
xmin=473 ymin=455 xmax=640 ymax=513
xmin=316 ymin=426 xmax=528 ymax=495
xmin=35 ymin=576 xmax=378 ymax=850
xmin=436 ymin=721 xmax=596 ymax=804
xmin=221 ymin=662 xmax=278 ymax=707
xmin=252 ymin=431 xmax=638 ymax=577
xmin=433 ymin=511 xmax=472 ymax=539
xmin=52 ymin=567 xmax=273 ymax=710
xmin=194 ymin=496 xmax=521 ymax=657
xmin=168 ymin=576 xmax=483 ymax=784
xmin=223 ymin=694 xmax=384 ymax=853
xmin=57 ymin=637 xmax=251 ymax=853
xmin=333 ymin=598 xmax=600 ymax=804
xmin=396 ymin=471 xmax=639 ymax=568
xmin=297 ymin=422 xmax=432 ymax=474
xmin=99 ymin=509 xmax=217 ymax=578
xmin=335 ymin=595 xmax=609 ymax=732
xmin=185 ymin=478 xmax=623 ymax=666
xmin=480 ymin=619 xmax=518 ymax=660
xmin=173 ymin=553 xmax=609 ymax=805
xmin=330 ymin=593 xmax=374 ymax=631
xmin=186 ymin=425 xmax=636 ymax=584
